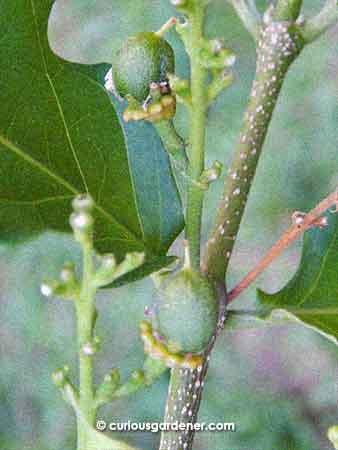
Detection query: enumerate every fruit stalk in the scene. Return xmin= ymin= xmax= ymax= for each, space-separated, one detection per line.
xmin=155 ymin=119 xmax=188 ymax=173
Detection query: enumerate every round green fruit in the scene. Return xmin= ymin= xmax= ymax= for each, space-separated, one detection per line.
xmin=112 ymin=32 xmax=175 ymax=102
xmin=156 ymin=269 xmax=218 ymax=353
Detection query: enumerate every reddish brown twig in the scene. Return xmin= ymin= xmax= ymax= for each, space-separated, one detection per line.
xmin=227 ymin=188 xmax=338 ymax=304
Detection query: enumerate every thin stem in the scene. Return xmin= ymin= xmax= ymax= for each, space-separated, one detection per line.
xmin=76 ymin=238 xmax=97 ymax=449
xmin=227 ymin=188 xmax=338 ymax=303
xmin=229 ymin=0 xmax=261 ymax=39
xmin=202 ymin=12 xmax=304 ymax=283
xmin=155 ymin=119 xmax=189 ymax=210
xmin=301 ymin=0 xmax=338 ymax=43
xmin=185 ymin=3 xmax=208 ymax=270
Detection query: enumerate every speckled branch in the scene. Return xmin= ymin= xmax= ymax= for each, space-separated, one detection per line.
xmin=159 ymin=365 xmax=206 ymax=450
xmin=202 ymin=10 xmax=304 ymax=283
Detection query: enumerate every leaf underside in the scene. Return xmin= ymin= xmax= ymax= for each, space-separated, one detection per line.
xmin=0 ymin=0 xmax=183 ymax=283
xmin=258 ymin=212 xmax=338 ymax=344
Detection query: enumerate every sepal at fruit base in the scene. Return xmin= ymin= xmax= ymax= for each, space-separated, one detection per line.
xmin=121 ymin=82 xmax=190 ymax=188
xmin=123 ymin=92 xmax=176 ymax=123
xmin=140 ymin=321 xmax=204 ymax=370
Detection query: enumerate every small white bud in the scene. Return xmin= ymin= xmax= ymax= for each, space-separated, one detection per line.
xmin=72 ymin=194 xmax=94 ymax=212
xmin=53 ymin=370 xmax=65 ymax=384
xmin=208 ymin=171 xmax=218 ymax=181
xmin=101 ymin=254 xmax=116 ymax=270
xmin=104 ymin=374 xmax=112 ymax=383
xmin=224 ymin=54 xmax=236 ymax=67
xmin=40 ymin=282 xmax=53 ymax=298
xmin=211 ymin=39 xmax=223 ymax=54
xmin=82 ymin=342 xmax=95 ymax=356
xmin=60 ymin=264 xmax=75 ymax=283
xmin=51 ymin=368 xmax=69 ymax=388
xmin=292 ymin=211 xmax=306 ymax=227
xmin=69 ymin=212 xmax=93 ymax=231
xmin=170 ymin=0 xmax=186 ymax=5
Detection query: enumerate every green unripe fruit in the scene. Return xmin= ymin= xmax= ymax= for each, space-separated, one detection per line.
xmin=156 ymin=269 xmax=218 ymax=353
xmin=112 ymin=32 xmax=175 ymax=102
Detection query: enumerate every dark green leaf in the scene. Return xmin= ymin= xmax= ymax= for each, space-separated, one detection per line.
xmin=0 ymin=0 xmax=183 ymax=278
xmin=258 ymin=212 xmax=338 ymax=344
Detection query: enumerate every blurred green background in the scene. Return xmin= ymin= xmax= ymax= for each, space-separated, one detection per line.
xmin=1 ymin=1 xmax=338 ymax=449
